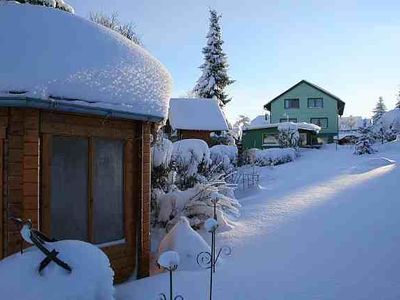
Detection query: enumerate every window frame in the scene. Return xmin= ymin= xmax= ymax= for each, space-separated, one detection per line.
xmin=262 ymin=133 xmax=279 ymax=145
xmin=284 ymin=98 xmax=300 ymax=109
xmin=307 ymin=97 xmax=324 ymax=109
xmin=40 ymin=112 xmax=136 ymax=248
xmin=310 ymin=117 xmax=329 ymax=129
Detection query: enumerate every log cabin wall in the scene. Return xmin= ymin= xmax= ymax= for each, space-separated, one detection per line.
xmin=179 ymin=129 xmax=212 ymax=145
xmin=0 ymin=108 xmax=152 ymax=283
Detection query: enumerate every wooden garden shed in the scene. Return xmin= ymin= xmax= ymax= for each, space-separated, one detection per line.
xmin=0 ymin=3 xmax=172 ymax=283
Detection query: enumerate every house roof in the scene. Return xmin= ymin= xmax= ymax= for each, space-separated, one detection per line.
xmin=0 ymin=2 xmax=172 ymax=121
xmin=168 ymin=98 xmax=229 ymax=131
xmin=264 ymin=80 xmax=345 ymax=115
xmin=244 ymin=121 xmax=321 ymax=133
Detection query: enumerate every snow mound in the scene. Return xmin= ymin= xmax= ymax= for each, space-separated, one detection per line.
xmin=169 ymin=98 xmax=229 ymax=131
xmin=158 ymin=217 xmax=210 ymax=270
xmin=157 ymin=251 xmax=180 ymax=269
xmin=348 ymin=157 xmax=395 ymax=174
xmin=0 ymin=240 xmax=114 ymax=300
xmin=0 ymin=3 xmax=172 ymax=119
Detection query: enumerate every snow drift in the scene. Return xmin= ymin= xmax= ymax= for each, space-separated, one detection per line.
xmin=0 ymin=240 xmax=114 ymax=300
xmin=158 ymin=217 xmax=210 ymax=270
xmin=0 ymin=2 xmax=172 ymax=119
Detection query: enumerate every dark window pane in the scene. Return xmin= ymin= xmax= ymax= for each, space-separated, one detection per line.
xmin=51 ymin=136 xmax=88 ymax=241
xmin=310 ymin=118 xmax=328 ymax=128
xmin=93 ymin=138 xmax=124 ymax=244
xmin=308 ymin=98 xmax=323 ymax=108
xmin=284 ymin=99 xmax=299 ymax=109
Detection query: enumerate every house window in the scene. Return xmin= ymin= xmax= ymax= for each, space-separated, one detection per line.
xmin=279 ymin=118 xmax=297 ymax=123
xmin=49 ymin=136 xmax=125 ymax=244
xmin=284 ymin=98 xmax=299 ymax=109
xmin=263 ymin=134 xmax=278 ymax=145
xmin=310 ymin=118 xmax=328 ymax=129
xmin=308 ymin=98 xmax=323 ymax=108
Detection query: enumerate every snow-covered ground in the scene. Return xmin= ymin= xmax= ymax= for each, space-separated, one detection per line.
xmin=117 ymin=143 xmax=400 ymax=300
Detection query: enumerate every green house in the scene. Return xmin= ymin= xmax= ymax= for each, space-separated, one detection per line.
xmin=265 ymin=80 xmax=345 ymax=143
xmin=241 ymin=80 xmax=345 ymax=150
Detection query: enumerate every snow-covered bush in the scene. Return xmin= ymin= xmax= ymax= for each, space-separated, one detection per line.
xmin=158 ymin=217 xmax=210 ymax=270
xmin=210 ymin=145 xmax=238 ymax=174
xmin=278 ymin=123 xmax=300 ymax=150
xmin=354 ymin=128 xmax=376 ymax=155
xmin=210 ymin=131 xmax=236 ymax=146
xmin=155 ymin=183 xmax=240 ymax=232
xmin=171 ymin=139 xmax=211 ymax=189
xmin=0 ymin=240 xmax=114 ymax=300
xmin=244 ymin=148 xmax=296 ymax=166
xmin=152 ymin=138 xmax=174 ymax=191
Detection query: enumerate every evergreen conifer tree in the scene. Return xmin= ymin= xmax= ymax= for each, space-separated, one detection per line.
xmin=193 ymin=9 xmax=234 ymax=107
xmin=396 ymin=90 xmax=400 ymax=109
xmin=372 ymin=96 xmax=387 ymax=124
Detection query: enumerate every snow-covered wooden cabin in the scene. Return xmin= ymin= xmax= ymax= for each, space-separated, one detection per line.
xmin=0 ymin=3 xmax=171 ymax=282
xmin=166 ymin=98 xmax=229 ymax=145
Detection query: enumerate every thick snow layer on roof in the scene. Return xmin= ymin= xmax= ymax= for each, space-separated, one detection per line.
xmin=245 ymin=121 xmax=320 ymax=133
xmin=168 ymin=98 xmax=229 ymax=131
xmin=0 ymin=240 xmax=114 ymax=300
xmin=245 ymin=115 xmax=270 ymax=129
xmin=0 ymin=3 xmax=172 ymax=120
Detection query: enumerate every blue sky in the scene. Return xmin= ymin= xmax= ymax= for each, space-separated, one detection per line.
xmin=69 ymin=0 xmax=400 ymax=122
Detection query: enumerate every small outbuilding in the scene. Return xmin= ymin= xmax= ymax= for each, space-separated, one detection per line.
xmin=242 ymin=122 xmax=321 ymax=149
xmin=0 ymin=3 xmax=172 ymax=282
xmin=165 ymin=98 xmax=229 ymax=145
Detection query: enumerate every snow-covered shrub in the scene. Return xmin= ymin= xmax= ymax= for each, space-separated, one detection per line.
xmin=278 ymin=123 xmax=300 ymax=150
xmin=210 ymin=144 xmax=238 ymax=174
xmin=210 ymin=131 xmax=236 ymax=146
xmin=0 ymin=240 xmax=114 ymax=300
xmin=171 ymin=139 xmax=211 ymax=189
xmin=244 ymin=148 xmax=296 ymax=166
xmin=152 ymin=138 xmax=174 ymax=191
xmin=354 ymin=128 xmax=376 ymax=155
xmin=158 ymin=217 xmax=210 ymax=270
xmin=155 ymin=183 xmax=240 ymax=232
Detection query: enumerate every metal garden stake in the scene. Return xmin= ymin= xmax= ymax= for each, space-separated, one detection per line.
xmin=197 ymin=218 xmax=232 ymax=300
xmin=157 ymin=251 xmax=184 ymax=300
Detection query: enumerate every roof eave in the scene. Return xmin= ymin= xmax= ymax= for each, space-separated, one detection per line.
xmin=0 ymin=96 xmax=164 ymax=123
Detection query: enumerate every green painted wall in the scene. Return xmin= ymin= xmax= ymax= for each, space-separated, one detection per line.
xmin=269 ymin=82 xmax=339 ymax=140
xmin=242 ymin=127 xmax=278 ymax=149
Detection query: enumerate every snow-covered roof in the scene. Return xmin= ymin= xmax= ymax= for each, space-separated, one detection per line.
xmin=245 ymin=115 xmax=270 ymax=130
xmin=0 ymin=3 xmax=172 ymax=121
xmin=244 ymin=121 xmax=321 ymax=133
xmin=168 ymin=98 xmax=229 ymax=131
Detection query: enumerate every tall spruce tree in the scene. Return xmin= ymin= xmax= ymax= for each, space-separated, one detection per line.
xmin=372 ymin=96 xmax=387 ymax=124
xmin=193 ymin=9 xmax=234 ymax=107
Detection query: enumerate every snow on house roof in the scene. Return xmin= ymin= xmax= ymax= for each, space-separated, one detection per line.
xmin=244 ymin=121 xmax=321 ymax=133
xmin=168 ymin=98 xmax=229 ymax=131
xmin=0 ymin=2 xmax=172 ymax=121
xmin=246 ymin=115 xmax=270 ymax=129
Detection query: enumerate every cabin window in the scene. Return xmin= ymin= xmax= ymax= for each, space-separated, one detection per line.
xmin=48 ymin=135 xmax=126 ymax=244
xmin=51 ymin=136 xmax=89 ymax=241
xmin=284 ymin=98 xmax=299 ymax=109
xmin=308 ymin=98 xmax=323 ymax=108
xmin=93 ymin=138 xmax=124 ymax=244
xmin=279 ymin=118 xmax=297 ymax=123
xmin=310 ymin=117 xmax=328 ymax=129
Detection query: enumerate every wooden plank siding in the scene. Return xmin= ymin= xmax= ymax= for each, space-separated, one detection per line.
xmin=0 ymin=108 xmax=153 ymax=283
xmin=179 ymin=129 xmax=212 ymax=145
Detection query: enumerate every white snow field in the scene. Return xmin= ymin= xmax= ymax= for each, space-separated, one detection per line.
xmin=117 ymin=142 xmax=400 ymax=300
